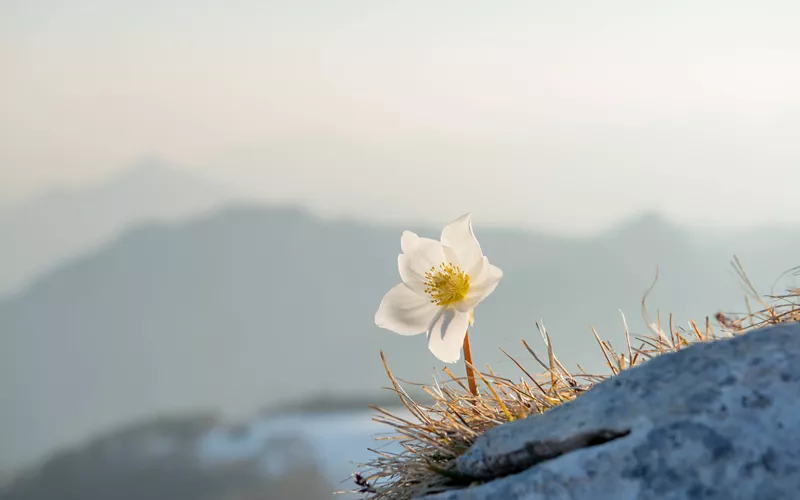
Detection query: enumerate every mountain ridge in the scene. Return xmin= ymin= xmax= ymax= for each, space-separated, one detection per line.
xmin=0 ymin=158 xmax=232 ymax=297
xmin=1 ymin=204 xmax=797 ymax=471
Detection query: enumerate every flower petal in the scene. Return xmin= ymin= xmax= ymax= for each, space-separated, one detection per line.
xmin=463 ymin=258 xmax=503 ymax=309
xmin=398 ymin=237 xmax=448 ymax=292
xmin=427 ymin=308 xmax=471 ymax=363
xmin=375 ymin=284 xmax=438 ymax=335
xmin=401 ymin=231 xmax=420 ymax=254
xmin=440 ymin=213 xmax=483 ymax=271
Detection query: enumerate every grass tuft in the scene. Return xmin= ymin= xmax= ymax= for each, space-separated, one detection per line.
xmin=345 ymin=258 xmax=800 ymax=499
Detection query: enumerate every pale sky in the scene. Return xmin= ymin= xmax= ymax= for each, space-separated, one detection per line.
xmin=2 ymin=0 xmax=800 ymax=233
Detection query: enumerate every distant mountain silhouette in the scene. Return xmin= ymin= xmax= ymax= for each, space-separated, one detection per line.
xmin=1 ymin=413 xmax=333 ymax=500
xmin=0 ymin=207 xmax=797 ymax=470
xmin=0 ymin=157 xmax=231 ymax=296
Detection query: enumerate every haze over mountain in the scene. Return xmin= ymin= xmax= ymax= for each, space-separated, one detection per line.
xmin=0 ymin=206 xmax=797 ymax=471
xmin=0 ymin=158 xmax=232 ymax=297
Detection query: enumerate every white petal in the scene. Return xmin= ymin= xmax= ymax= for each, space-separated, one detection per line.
xmin=464 ymin=258 xmax=503 ymax=309
xmin=467 ymin=255 xmax=487 ymax=280
xmin=398 ymin=237 xmax=448 ymax=292
xmin=427 ymin=308 xmax=471 ymax=363
xmin=375 ymin=284 xmax=438 ymax=335
xmin=441 ymin=244 xmax=461 ymax=266
xmin=440 ymin=213 xmax=483 ymax=271
xmin=400 ymin=231 xmax=420 ymax=254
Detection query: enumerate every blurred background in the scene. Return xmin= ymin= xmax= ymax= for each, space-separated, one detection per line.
xmin=2 ymin=1 xmax=800 ymax=498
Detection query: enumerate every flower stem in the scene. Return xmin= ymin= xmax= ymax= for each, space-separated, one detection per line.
xmin=462 ymin=330 xmax=478 ymax=396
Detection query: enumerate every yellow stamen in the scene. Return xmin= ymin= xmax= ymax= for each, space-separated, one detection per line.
xmin=424 ymin=262 xmax=470 ymax=306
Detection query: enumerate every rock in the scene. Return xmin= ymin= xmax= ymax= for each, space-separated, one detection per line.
xmin=424 ymin=322 xmax=800 ymax=500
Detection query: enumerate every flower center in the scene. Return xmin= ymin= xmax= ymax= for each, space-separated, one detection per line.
xmin=424 ymin=262 xmax=471 ymax=306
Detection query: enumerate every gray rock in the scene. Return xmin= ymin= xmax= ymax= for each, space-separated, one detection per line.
xmin=424 ymin=322 xmax=800 ymax=500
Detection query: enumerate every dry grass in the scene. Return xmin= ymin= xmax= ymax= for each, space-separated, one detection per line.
xmin=346 ymin=258 xmax=800 ymax=499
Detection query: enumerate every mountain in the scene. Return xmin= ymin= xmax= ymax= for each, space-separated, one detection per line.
xmin=0 ymin=207 xmax=797 ymax=470
xmin=0 ymin=158 xmax=231 ymax=297
xmin=0 ymin=413 xmax=334 ymax=500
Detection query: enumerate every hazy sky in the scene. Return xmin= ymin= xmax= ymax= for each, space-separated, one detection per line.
xmin=2 ymin=0 xmax=800 ymax=232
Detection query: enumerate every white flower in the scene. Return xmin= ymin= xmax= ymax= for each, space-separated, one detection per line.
xmin=374 ymin=213 xmax=503 ymax=363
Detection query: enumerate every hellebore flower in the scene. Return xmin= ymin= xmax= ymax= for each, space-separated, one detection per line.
xmin=375 ymin=213 xmax=502 ymax=363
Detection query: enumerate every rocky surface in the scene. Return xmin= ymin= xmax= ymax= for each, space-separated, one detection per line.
xmin=424 ymin=322 xmax=800 ymax=500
